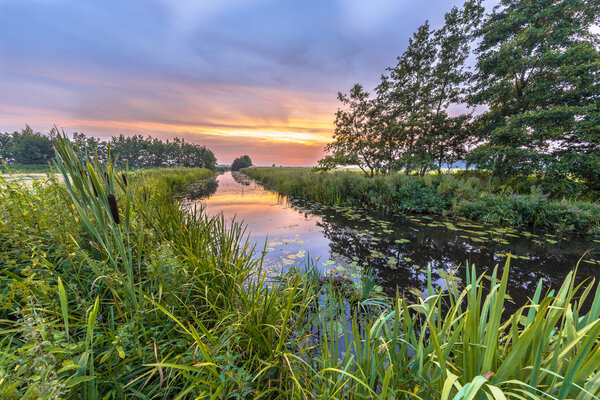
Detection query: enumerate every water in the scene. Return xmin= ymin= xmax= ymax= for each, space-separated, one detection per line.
xmin=189 ymin=172 xmax=600 ymax=308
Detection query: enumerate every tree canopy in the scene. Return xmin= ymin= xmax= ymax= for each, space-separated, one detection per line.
xmin=231 ymin=155 xmax=253 ymax=171
xmin=320 ymin=1 xmax=484 ymax=177
xmin=319 ymin=0 xmax=600 ymax=195
xmin=468 ymin=0 xmax=600 ymax=191
xmin=0 ymin=127 xmax=218 ymax=170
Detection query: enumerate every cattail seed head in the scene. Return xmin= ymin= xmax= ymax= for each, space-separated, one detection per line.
xmin=122 ymin=173 xmax=128 ymax=187
xmin=107 ymin=193 xmax=120 ymax=224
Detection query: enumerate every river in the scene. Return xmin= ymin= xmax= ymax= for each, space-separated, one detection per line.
xmin=189 ymin=171 xmax=600 ymax=307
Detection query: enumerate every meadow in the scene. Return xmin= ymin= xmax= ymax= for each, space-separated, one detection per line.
xmin=1 ymin=139 xmax=599 ymax=399
xmin=242 ymin=167 xmax=600 ymax=236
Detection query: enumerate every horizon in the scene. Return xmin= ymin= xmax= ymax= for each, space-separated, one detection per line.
xmin=0 ymin=0 xmax=469 ymax=166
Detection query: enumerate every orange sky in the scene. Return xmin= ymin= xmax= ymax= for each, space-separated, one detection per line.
xmin=0 ymin=80 xmax=338 ymax=165
xmin=0 ymin=0 xmax=468 ymax=166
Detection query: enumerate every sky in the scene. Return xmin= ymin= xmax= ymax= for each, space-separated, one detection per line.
xmin=0 ymin=0 xmax=468 ymax=166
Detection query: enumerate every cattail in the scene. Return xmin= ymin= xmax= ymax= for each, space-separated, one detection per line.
xmin=107 ymin=193 xmax=120 ymax=224
xmin=121 ymin=173 xmax=128 ymax=187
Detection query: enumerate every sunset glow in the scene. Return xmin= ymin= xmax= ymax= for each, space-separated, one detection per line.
xmin=0 ymin=0 xmax=465 ymax=165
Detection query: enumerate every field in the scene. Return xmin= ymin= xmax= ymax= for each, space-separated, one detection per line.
xmin=1 ymin=139 xmax=599 ymax=399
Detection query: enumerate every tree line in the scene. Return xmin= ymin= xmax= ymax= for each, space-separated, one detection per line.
xmin=320 ymin=0 xmax=599 ymax=193
xmin=0 ymin=126 xmax=217 ymax=170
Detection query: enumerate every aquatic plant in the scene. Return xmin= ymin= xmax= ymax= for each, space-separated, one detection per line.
xmin=0 ymin=139 xmax=599 ymax=398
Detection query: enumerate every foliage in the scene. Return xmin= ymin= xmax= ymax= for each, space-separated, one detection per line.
xmin=231 ymin=155 xmax=253 ymax=171
xmin=0 ymin=139 xmax=599 ymax=398
xmin=469 ymin=0 xmax=600 ymax=193
xmin=0 ymin=164 xmax=54 ymax=173
xmin=110 ymin=134 xmax=217 ymax=169
xmin=0 ymin=125 xmax=55 ymax=165
xmin=320 ymin=84 xmax=381 ymax=177
xmin=320 ymin=1 xmax=484 ymax=177
xmin=319 ymin=0 xmax=600 ymax=198
xmin=244 ymin=167 xmax=600 ymax=234
xmin=0 ymin=126 xmax=218 ymax=170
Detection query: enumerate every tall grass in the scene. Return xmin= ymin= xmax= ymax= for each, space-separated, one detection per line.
xmin=243 ymin=167 xmax=600 ymax=235
xmin=0 ymin=139 xmax=598 ymax=398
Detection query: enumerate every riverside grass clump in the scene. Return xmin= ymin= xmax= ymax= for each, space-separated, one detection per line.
xmin=242 ymin=167 xmax=600 ymax=235
xmin=0 ymin=139 xmax=599 ymax=399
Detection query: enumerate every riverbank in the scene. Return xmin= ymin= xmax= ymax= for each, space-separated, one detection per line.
xmin=243 ymin=167 xmax=600 ymax=235
xmin=1 ymin=140 xmax=599 ymax=398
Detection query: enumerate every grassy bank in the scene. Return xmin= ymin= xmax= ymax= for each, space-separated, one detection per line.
xmin=0 ymin=163 xmax=54 ymax=173
xmin=243 ymin=167 xmax=600 ymax=235
xmin=1 ymin=140 xmax=599 ymax=399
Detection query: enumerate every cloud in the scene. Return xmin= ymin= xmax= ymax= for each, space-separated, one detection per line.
xmin=0 ymin=0 xmax=470 ymax=165
xmin=336 ymin=0 xmax=408 ymax=33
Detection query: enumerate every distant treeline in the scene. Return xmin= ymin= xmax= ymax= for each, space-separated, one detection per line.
xmin=0 ymin=125 xmax=217 ymax=169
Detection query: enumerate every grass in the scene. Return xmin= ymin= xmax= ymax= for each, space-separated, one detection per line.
xmin=0 ymin=138 xmax=599 ymax=399
xmin=0 ymin=163 xmax=54 ymax=173
xmin=242 ymin=167 xmax=600 ymax=235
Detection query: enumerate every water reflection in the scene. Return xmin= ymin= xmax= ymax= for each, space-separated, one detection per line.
xmin=193 ymin=172 xmax=599 ymax=310
xmin=315 ymin=209 xmax=598 ymax=307
xmin=186 ymin=176 xmax=219 ymax=200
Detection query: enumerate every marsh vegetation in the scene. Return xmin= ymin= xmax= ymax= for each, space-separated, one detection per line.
xmin=2 ymin=0 xmax=600 ymax=397
xmin=1 ymin=138 xmax=599 ymax=399
xmin=244 ymin=167 xmax=600 ymax=235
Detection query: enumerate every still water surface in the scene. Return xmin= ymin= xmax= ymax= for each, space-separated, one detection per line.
xmin=191 ymin=172 xmax=599 ymax=307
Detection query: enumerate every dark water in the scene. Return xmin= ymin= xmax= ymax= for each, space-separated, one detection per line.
xmin=189 ymin=172 xmax=600 ymax=308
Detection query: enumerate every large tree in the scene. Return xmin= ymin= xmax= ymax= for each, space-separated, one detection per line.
xmin=377 ymin=22 xmax=437 ymax=175
xmin=380 ymin=1 xmax=483 ymax=175
xmin=320 ymin=1 xmax=483 ymax=177
xmin=319 ymin=84 xmax=383 ymax=177
xmin=469 ymin=0 xmax=600 ymax=189
xmin=71 ymin=131 xmax=107 ymax=162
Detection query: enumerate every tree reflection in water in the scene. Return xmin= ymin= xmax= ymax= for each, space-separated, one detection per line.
xmin=307 ymin=203 xmax=598 ymax=312
xmin=198 ymin=172 xmax=599 ymax=314
xmin=186 ymin=176 xmax=219 ymax=200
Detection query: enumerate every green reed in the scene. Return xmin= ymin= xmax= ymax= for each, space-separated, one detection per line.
xmin=0 ymin=138 xmax=598 ymax=399
xmin=243 ymin=167 xmax=600 ymax=235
